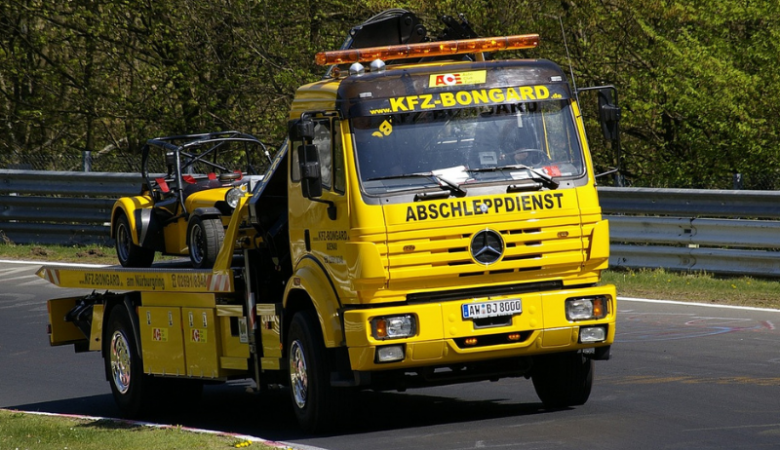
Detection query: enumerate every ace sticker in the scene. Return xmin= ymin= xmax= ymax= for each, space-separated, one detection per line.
xmin=429 ymin=71 xmax=486 ymax=87
xmin=152 ymin=328 xmax=168 ymax=342
xmin=191 ymin=328 xmax=208 ymax=343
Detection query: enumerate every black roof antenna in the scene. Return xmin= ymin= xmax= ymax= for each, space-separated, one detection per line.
xmin=557 ymin=15 xmax=580 ymax=104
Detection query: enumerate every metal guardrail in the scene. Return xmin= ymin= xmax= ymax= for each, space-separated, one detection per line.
xmin=3 ymin=171 xmax=780 ymax=277
xmin=598 ymin=187 xmax=780 ymax=277
xmin=0 ymin=169 xmax=142 ymax=197
xmin=0 ymin=170 xmax=143 ymax=245
xmin=598 ymin=187 xmax=780 ymax=218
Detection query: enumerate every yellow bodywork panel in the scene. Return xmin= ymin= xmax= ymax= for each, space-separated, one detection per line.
xmin=47 ymin=297 xmax=89 ymax=347
xmin=138 ymin=303 xmax=250 ymax=378
xmin=142 ymin=291 xmax=216 ymax=308
xmin=138 ymin=306 xmax=186 ymax=376
xmin=256 ymin=303 xmax=282 ymax=370
xmin=89 ymin=304 xmax=104 ymax=351
xmin=163 ymin=219 xmax=189 ymax=254
xmin=182 ymin=308 xmax=221 ymax=378
xmin=587 ymin=219 xmax=610 ymax=262
xmin=216 ymin=305 xmax=250 ymax=371
xmin=111 ymin=196 xmax=154 ymax=245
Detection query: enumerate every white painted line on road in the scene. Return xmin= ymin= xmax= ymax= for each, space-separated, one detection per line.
xmin=0 ymin=259 xmax=111 ymax=268
xmin=619 ymin=296 xmax=780 ymax=313
xmin=0 ymin=266 xmax=35 ymax=276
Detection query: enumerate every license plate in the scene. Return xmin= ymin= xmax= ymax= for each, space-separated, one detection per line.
xmin=461 ymin=299 xmax=522 ymax=320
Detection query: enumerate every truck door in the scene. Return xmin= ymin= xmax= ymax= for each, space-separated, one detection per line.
xmin=289 ymin=114 xmax=351 ymax=300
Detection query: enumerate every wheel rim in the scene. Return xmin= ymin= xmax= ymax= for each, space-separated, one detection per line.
xmin=110 ymin=330 xmax=132 ymax=394
xmin=189 ymin=224 xmax=204 ymax=264
xmin=116 ymin=223 xmax=130 ymax=262
xmin=289 ymin=340 xmax=308 ymax=409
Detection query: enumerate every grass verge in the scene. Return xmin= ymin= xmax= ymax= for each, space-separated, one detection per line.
xmin=0 ymin=410 xmax=278 ymax=450
xmin=603 ymin=267 xmax=780 ymax=310
xmin=0 ymin=243 xmax=117 ymax=265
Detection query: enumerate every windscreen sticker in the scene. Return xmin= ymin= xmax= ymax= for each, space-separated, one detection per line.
xmin=368 ymin=85 xmax=565 ymax=115
xmin=372 ymin=119 xmax=393 ymax=138
xmin=428 ymin=71 xmax=487 ymax=88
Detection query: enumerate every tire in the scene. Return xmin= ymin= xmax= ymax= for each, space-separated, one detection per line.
xmin=187 ymin=216 xmax=225 ymax=269
xmin=114 ymin=214 xmax=155 ymax=268
xmin=104 ymin=306 xmax=156 ymax=418
xmin=287 ymin=310 xmax=338 ymax=433
xmin=531 ymin=351 xmax=593 ymax=409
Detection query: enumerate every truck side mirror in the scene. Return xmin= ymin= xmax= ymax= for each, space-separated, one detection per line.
xmin=289 ymin=118 xmax=315 ymax=141
xmin=298 ymin=144 xmax=322 ymax=198
xmin=597 ymin=88 xmax=621 ymax=142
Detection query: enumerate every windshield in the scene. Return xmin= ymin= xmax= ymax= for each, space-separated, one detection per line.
xmin=353 ymin=99 xmax=584 ymax=195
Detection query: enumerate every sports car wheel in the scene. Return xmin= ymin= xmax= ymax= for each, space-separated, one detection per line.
xmin=188 ymin=216 xmax=225 ymax=268
xmin=114 ymin=214 xmax=155 ymax=268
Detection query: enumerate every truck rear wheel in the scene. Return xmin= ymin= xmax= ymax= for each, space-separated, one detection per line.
xmin=531 ymin=351 xmax=593 ymax=409
xmin=104 ymin=306 xmax=156 ymax=418
xmin=114 ymin=214 xmax=155 ymax=268
xmin=188 ymin=216 xmax=224 ymax=269
xmin=287 ymin=310 xmax=337 ymax=433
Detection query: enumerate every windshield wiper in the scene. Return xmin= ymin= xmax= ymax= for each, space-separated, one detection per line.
xmin=469 ymin=164 xmax=560 ymax=190
xmin=367 ymin=171 xmax=468 ymax=196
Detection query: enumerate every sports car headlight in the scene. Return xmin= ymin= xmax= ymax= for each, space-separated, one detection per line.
xmin=225 ymin=187 xmax=244 ymax=209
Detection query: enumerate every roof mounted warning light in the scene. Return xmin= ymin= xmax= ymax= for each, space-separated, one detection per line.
xmin=315 ymin=34 xmax=540 ymax=66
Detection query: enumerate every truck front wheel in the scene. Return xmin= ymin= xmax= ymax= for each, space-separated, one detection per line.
xmin=287 ymin=310 xmax=337 ymax=433
xmin=531 ymin=351 xmax=593 ymax=409
xmin=104 ymin=306 xmax=155 ymax=418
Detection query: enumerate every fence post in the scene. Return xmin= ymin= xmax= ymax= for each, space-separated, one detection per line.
xmin=82 ymin=151 xmax=92 ymax=172
xmin=733 ymin=173 xmax=743 ymax=190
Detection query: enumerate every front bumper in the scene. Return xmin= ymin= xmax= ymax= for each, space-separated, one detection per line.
xmin=343 ymin=284 xmax=616 ymax=371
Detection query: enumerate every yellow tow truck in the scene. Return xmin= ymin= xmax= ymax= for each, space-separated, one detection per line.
xmin=43 ymin=11 xmax=618 ymax=432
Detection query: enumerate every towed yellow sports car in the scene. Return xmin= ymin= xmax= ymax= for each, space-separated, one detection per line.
xmin=111 ymin=131 xmax=267 ymax=268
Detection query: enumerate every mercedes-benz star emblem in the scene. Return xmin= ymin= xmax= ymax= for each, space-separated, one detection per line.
xmin=470 ymin=229 xmax=504 ymax=265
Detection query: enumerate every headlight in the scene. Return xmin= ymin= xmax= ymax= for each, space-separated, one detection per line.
xmin=371 ymin=314 xmax=417 ymax=340
xmin=225 ymin=187 xmax=244 ymax=209
xmin=565 ymin=296 xmax=608 ymax=321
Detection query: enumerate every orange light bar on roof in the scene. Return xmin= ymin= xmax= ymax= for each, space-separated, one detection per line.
xmin=315 ymin=34 xmax=540 ymax=66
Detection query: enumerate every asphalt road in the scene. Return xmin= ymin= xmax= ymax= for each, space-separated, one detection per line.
xmin=3 ymin=261 xmax=780 ymax=449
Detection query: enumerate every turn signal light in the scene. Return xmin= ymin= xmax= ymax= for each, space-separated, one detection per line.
xmin=592 ymin=297 xmax=605 ymax=318
xmin=316 ymin=34 xmax=540 ymax=66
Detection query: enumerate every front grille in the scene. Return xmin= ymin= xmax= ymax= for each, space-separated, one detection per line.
xmin=387 ymin=219 xmax=583 ymax=285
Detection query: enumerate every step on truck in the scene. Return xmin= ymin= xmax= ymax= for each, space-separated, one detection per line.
xmin=43 ymin=11 xmax=619 ymax=432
